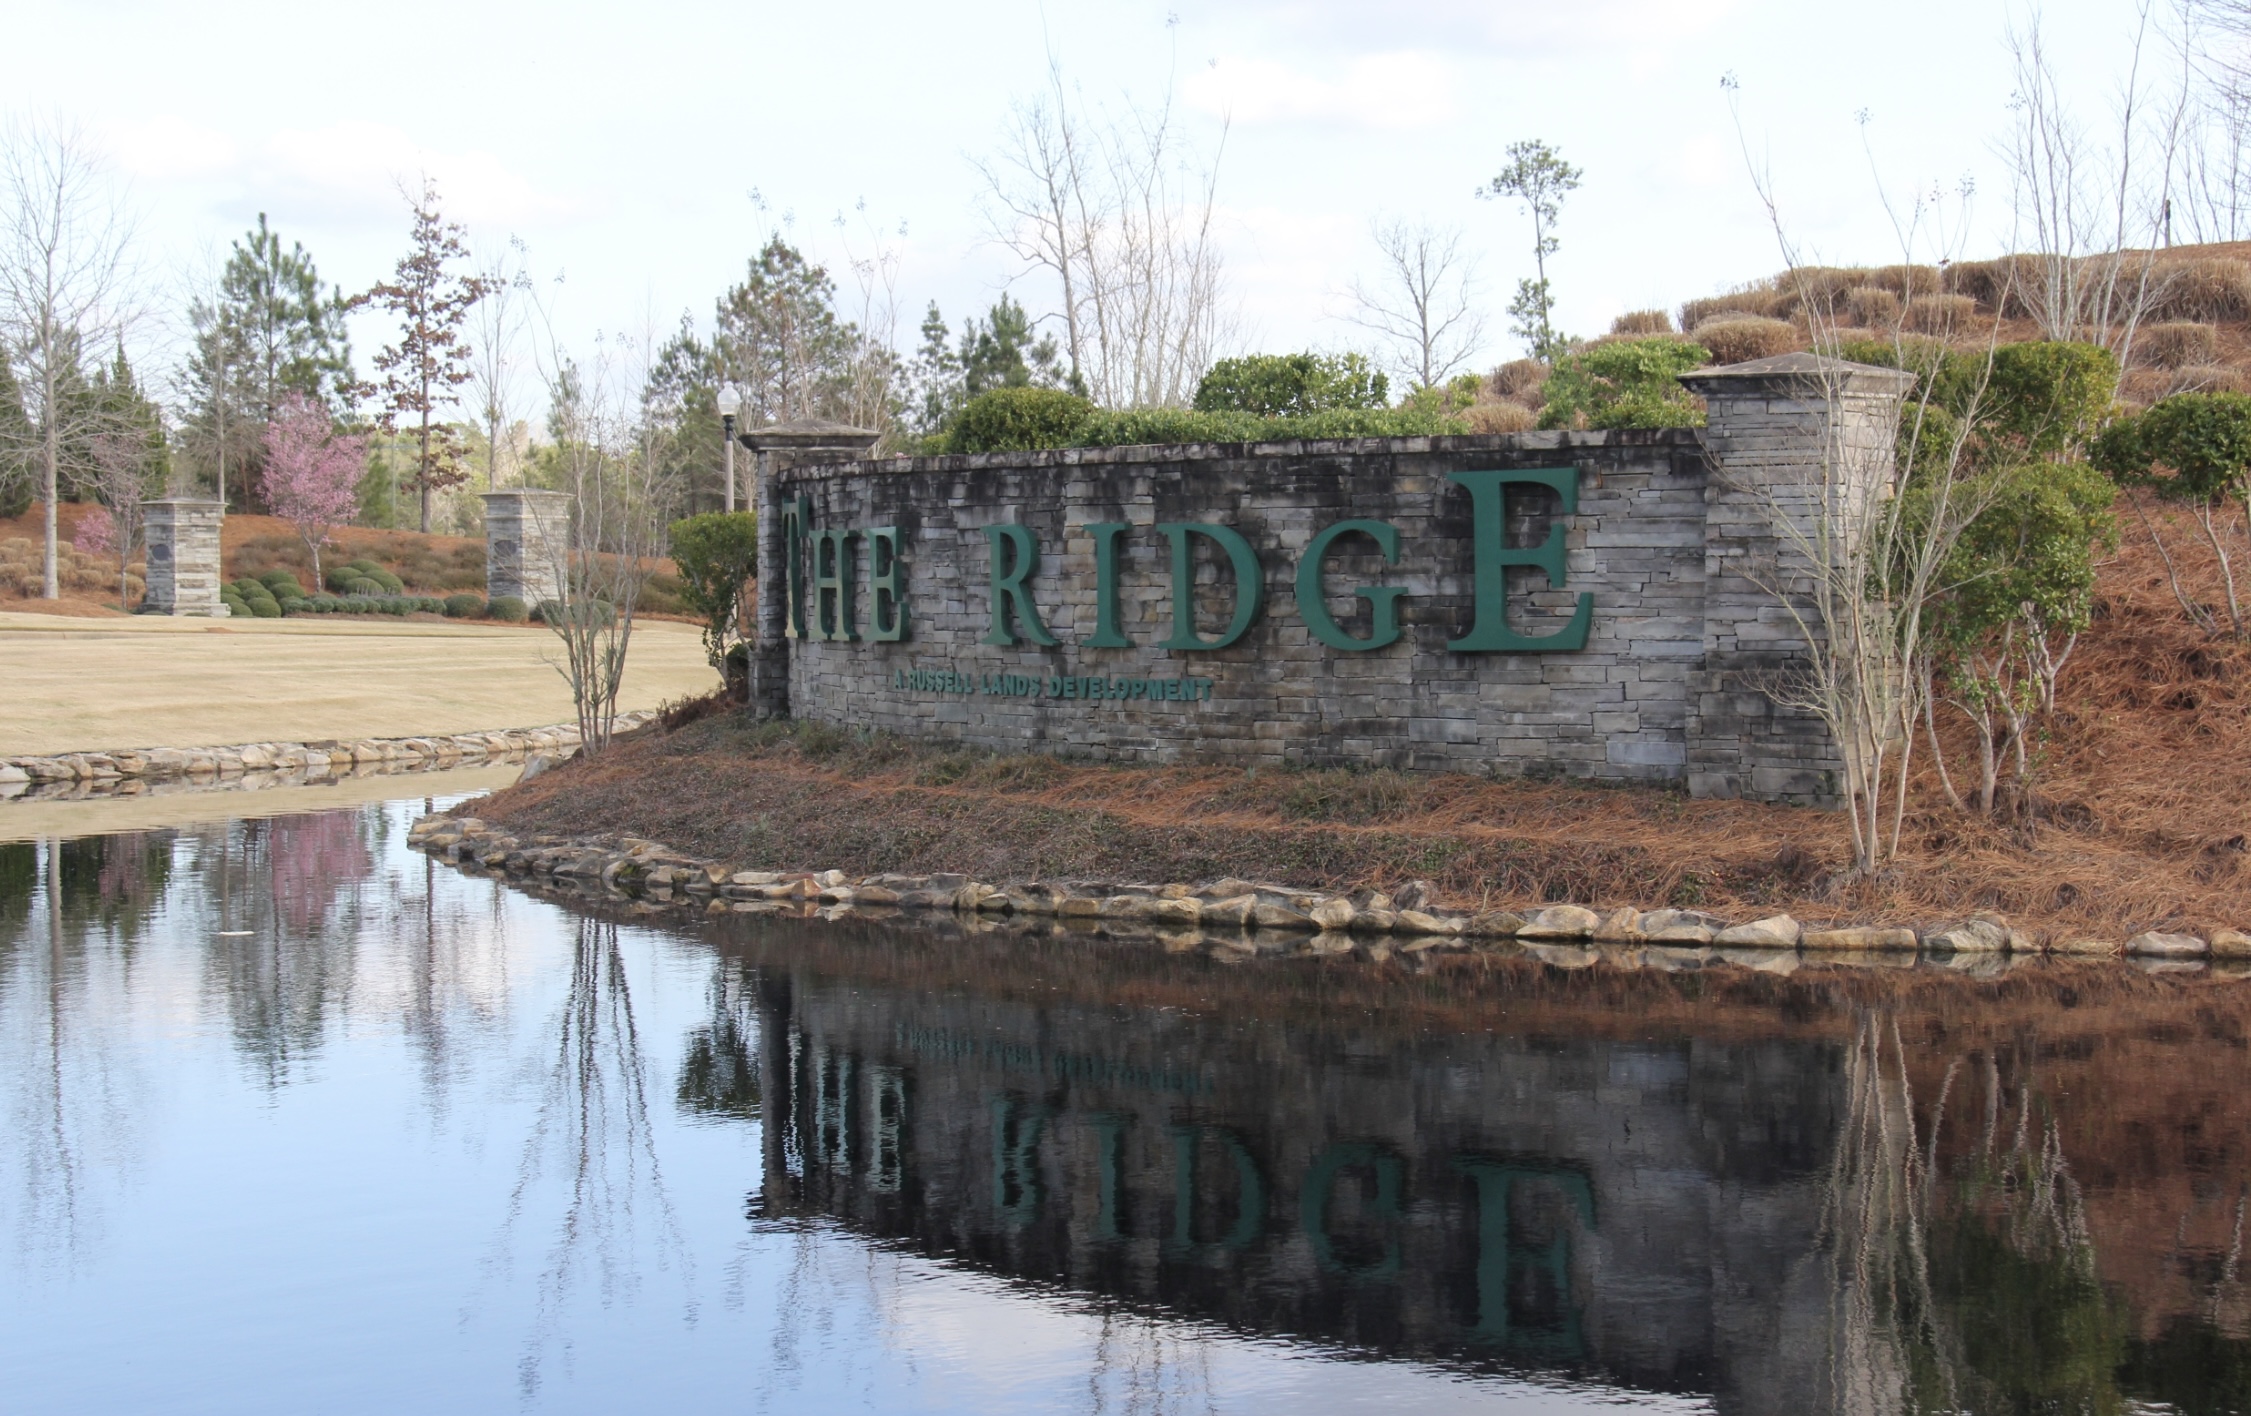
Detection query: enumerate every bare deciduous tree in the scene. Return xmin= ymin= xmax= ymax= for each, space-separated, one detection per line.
xmin=1341 ymin=218 xmax=1486 ymax=392
xmin=2002 ymin=6 xmax=2179 ymax=362
xmin=977 ymin=53 xmax=1230 ymax=408
xmin=530 ymin=298 xmax=680 ymax=754
xmin=1725 ymin=85 xmax=2004 ymax=872
xmin=0 ymin=117 xmax=135 ymax=599
xmin=469 ymin=236 xmax=530 ymax=490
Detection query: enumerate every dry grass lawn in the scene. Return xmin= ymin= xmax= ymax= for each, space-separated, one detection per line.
xmin=0 ymin=613 xmax=717 ymax=756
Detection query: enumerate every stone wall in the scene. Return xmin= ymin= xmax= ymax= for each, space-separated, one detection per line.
xmin=760 ymin=356 xmax=1909 ymax=805
xmin=142 ymin=498 xmax=226 ymax=616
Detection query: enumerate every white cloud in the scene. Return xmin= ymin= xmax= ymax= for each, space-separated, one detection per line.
xmin=103 ymin=115 xmax=239 ymax=180
xmin=260 ymin=122 xmax=567 ymax=227
xmin=1186 ymin=51 xmax=1461 ymax=129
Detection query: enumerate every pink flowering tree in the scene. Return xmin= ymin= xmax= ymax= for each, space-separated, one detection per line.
xmin=261 ymin=394 xmax=364 ymax=585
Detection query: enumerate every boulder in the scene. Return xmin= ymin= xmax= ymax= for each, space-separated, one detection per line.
xmin=2050 ymin=937 xmax=2121 ymax=957
xmin=1715 ymin=915 xmax=1802 ymax=948
xmin=2126 ymin=931 xmax=2209 ymax=959
xmin=1462 ymin=911 xmax=1524 ymax=938
xmin=1637 ymin=909 xmax=1721 ymax=944
xmin=1926 ymin=919 xmax=2008 ymax=953
xmin=1802 ymin=926 xmax=1919 ymax=952
xmin=1517 ymin=905 xmax=1602 ymax=940
xmin=1592 ymin=908 xmax=1644 ymax=943
xmin=1393 ymin=879 xmax=1437 ymax=912
xmin=1249 ymin=901 xmax=1316 ymax=931
xmin=1309 ymin=897 xmax=1356 ymax=931
xmin=2209 ymin=929 xmax=2251 ymax=958
xmin=1395 ymin=909 xmax=1462 ymax=937
xmin=953 ymin=882 xmax=998 ymax=912
xmin=1350 ymin=907 xmax=1399 ymax=934
xmin=1200 ymin=896 xmax=1257 ymax=928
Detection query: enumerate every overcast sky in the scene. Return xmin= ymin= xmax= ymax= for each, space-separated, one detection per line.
xmin=19 ymin=0 xmax=2145 ymax=393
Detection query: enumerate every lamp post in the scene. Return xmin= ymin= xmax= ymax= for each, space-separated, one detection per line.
xmin=717 ymin=385 xmax=742 ymax=513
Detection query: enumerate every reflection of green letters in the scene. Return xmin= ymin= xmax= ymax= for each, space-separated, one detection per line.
xmin=1296 ymin=519 xmax=1406 ymax=651
xmin=1169 ymin=1125 xmax=1264 ymax=1253
xmin=1086 ymin=1113 xmax=1126 ymax=1241
xmin=990 ymin=1094 xmax=1047 ymax=1227
xmin=868 ymin=526 xmax=907 ymax=642
xmin=1301 ymin=1142 xmax=1402 ymax=1280
xmin=1082 ymin=522 xmax=1132 ymax=648
xmin=983 ymin=525 xmax=1059 ymax=647
xmin=1454 ymin=1159 xmax=1595 ymax=1357
xmin=1157 ymin=522 xmax=1264 ymax=650
xmin=1447 ymin=468 xmax=1592 ymax=653
xmin=811 ymin=528 xmax=859 ymax=642
xmin=779 ymin=495 xmax=812 ymax=640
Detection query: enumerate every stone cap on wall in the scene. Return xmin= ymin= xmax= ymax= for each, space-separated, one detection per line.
xmin=477 ymin=488 xmax=573 ymax=503
xmin=767 ymin=426 xmax=1707 ymax=483
xmin=143 ymin=496 xmax=226 ymax=507
xmin=740 ymin=418 xmax=882 ymax=453
xmin=1678 ymin=351 xmax=1919 ymax=398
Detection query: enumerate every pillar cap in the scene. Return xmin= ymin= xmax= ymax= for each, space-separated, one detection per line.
xmin=477 ymin=488 xmax=573 ymax=500
xmin=1678 ymin=351 xmax=1918 ymax=397
xmin=144 ymin=496 xmax=226 ymax=507
xmin=739 ymin=417 xmax=881 ymax=453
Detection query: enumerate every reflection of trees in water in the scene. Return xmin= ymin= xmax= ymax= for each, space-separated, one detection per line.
xmin=0 ymin=836 xmax=170 ymax=1270
xmin=494 ymin=915 xmax=688 ymax=1399
xmin=1086 ymin=1309 xmax=1218 ymax=1416
xmin=186 ymin=816 xmax=368 ymax=1086
xmin=677 ymin=959 xmax=760 ymax=1122
xmin=1817 ymin=1015 xmax=2125 ymax=1414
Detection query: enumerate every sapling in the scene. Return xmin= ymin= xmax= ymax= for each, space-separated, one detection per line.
xmin=261 ymin=393 xmax=362 ymax=587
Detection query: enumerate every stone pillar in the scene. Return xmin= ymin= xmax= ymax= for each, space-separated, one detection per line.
xmin=142 ymin=498 xmax=227 ymax=616
xmin=742 ymin=419 xmax=881 ymax=718
xmin=1678 ymin=353 xmax=1915 ymax=805
xmin=479 ymin=490 xmax=573 ymax=608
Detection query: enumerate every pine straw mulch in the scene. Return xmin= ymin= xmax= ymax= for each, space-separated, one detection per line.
xmin=474 ymin=492 xmax=2251 ymax=945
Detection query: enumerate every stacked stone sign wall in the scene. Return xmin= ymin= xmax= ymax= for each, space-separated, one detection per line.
xmin=141 ymin=497 xmax=226 ymax=617
xmin=755 ymin=357 xmax=1913 ymax=805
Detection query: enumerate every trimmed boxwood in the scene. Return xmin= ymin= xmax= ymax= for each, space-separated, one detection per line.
xmin=444 ymin=593 xmax=486 ymax=618
xmin=259 ymin=571 xmax=306 ymax=598
xmin=486 ymin=595 xmax=529 ymax=622
xmin=947 ymin=387 xmax=1096 ymax=452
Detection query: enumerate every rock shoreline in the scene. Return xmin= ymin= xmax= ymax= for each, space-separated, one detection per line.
xmin=407 ymin=815 xmax=2251 ymax=970
xmin=0 ymin=713 xmax=657 ymax=804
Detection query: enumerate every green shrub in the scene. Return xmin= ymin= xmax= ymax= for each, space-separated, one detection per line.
xmin=1539 ymin=337 xmax=1711 ymax=429
xmin=487 ymin=595 xmax=528 ymax=622
xmin=2094 ymin=391 xmax=2251 ymax=504
xmin=444 ymin=593 xmax=486 ymax=618
xmin=343 ymin=576 xmax=385 ymax=598
xmin=947 ymin=387 xmax=1095 ymax=452
xmin=246 ymin=597 xmax=282 ymax=618
xmin=220 ymin=592 xmax=247 ymax=616
xmin=419 ymin=596 xmax=446 ymax=614
xmin=1981 ymin=341 xmax=2117 ymax=459
xmin=669 ymin=511 xmax=760 ymax=669
xmin=1064 ymin=405 xmax=1474 ymax=448
xmin=258 ymin=571 xmax=306 ymax=598
xmin=1192 ymin=352 xmax=1388 ymax=416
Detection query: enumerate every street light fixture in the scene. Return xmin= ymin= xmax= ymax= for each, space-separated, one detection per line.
xmin=716 ymin=385 xmax=742 ymax=513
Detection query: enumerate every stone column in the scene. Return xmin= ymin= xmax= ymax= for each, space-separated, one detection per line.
xmin=479 ymin=490 xmax=573 ymax=608
xmin=1678 ymin=353 xmax=1915 ymax=805
xmin=142 ymin=498 xmax=227 ymax=616
xmin=741 ymin=419 xmax=881 ymax=718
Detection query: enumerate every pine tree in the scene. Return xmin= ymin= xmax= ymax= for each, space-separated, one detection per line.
xmin=0 ymin=355 xmax=30 ymax=519
xmin=182 ymin=214 xmax=353 ymax=510
xmin=1485 ymin=140 xmax=1582 ymax=362
xmin=364 ymin=180 xmax=487 ymax=533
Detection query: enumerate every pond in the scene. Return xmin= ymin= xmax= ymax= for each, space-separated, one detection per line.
xmin=4 ymin=786 xmax=2250 ymax=1414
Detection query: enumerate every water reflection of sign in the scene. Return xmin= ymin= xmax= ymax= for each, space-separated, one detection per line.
xmin=770 ymin=1024 xmax=1597 ymax=1366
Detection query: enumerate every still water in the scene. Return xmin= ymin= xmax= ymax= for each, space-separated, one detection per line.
xmin=4 ymin=790 xmax=2250 ymax=1414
